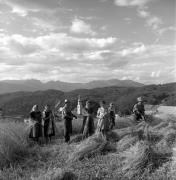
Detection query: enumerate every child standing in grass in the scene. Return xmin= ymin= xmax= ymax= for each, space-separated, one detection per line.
xmin=96 ymin=101 xmax=110 ymax=138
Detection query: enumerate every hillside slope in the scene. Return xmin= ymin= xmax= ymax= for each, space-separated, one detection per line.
xmin=0 ymin=83 xmax=175 ymax=115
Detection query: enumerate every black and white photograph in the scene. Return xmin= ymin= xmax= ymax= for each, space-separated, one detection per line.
xmin=0 ymin=0 xmax=175 ymax=179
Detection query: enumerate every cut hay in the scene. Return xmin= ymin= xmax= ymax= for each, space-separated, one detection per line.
xmin=36 ymin=168 xmax=77 ymax=180
xmin=115 ymin=116 xmax=134 ymax=129
xmin=147 ymin=131 xmax=163 ymax=143
xmin=122 ymin=141 xmax=171 ymax=179
xmin=170 ymin=145 xmax=176 ymax=177
xmin=116 ymin=135 xmax=138 ymax=152
xmin=156 ymin=128 xmax=176 ymax=147
xmin=68 ymin=132 xmax=116 ymax=162
xmin=69 ymin=134 xmax=85 ymax=143
xmin=51 ymin=168 xmax=77 ymax=180
xmin=152 ymin=121 xmax=168 ymax=131
xmin=106 ymin=131 xmax=120 ymax=142
xmin=164 ymin=131 xmax=176 ymax=147
xmin=113 ymin=127 xmax=132 ymax=140
xmin=153 ymin=115 xmax=176 ymax=131
xmin=146 ymin=115 xmax=162 ymax=127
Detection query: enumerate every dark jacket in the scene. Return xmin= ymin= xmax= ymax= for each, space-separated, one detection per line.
xmin=29 ymin=111 xmax=43 ymax=138
xmin=133 ymin=103 xmax=145 ymax=115
xmin=42 ymin=110 xmax=55 ymax=137
xmin=82 ymin=107 xmax=95 ymax=137
xmin=62 ymin=107 xmax=77 ymax=142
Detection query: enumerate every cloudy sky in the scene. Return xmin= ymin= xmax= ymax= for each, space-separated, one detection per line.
xmin=0 ymin=0 xmax=175 ymax=84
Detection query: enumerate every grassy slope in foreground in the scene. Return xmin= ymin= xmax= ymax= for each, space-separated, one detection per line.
xmin=1 ymin=114 xmax=176 ymax=180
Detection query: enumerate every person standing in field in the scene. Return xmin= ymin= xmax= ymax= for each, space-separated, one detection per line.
xmin=62 ymin=100 xmax=77 ymax=143
xmin=96 ymin=101 xmax=110 ymax=138
xmin=108 ymin=102 xmax=116 ymax=129
xmin=29 ymin=104 xmax=43 ymax=143
xmin=82 ymin=100 xmax=95 ymax=138
xmin=133 ymin=97 xmax=145 ymax=122
xmin=42 ymin=104 xmax=55 ymax=144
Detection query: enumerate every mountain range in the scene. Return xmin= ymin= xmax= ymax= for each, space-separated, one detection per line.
xmin=0 ymin=79 xmax=143 ymax=94
xmin=0 ymin=82 xmax=175 ymax=115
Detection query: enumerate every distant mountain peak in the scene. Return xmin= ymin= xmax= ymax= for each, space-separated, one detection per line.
xmin=0 ymin=78 xmax=144 ymax=94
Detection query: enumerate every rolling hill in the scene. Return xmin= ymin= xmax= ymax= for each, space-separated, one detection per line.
xmin=0 ymin=82 xmax=175 ymax=116
xmin=0 ymin=79 xmax=143 ymax=94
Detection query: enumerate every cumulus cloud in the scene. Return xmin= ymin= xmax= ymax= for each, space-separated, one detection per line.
xmin=120 ymin=43 xmax=146 ymax=57
xmin=34 ymin=33 xmax=117 ymax=53
xmin=70 ymin=18 xmax=96 ymax=36
xmin=137 ymin=8 xmax=163 ymax=32
xmin=0 ymin=29 xmax=175 ymax=83
xmin=2 ymin=0 xmax=61 ymax=11
xmin=146 ymin=16 xmax=163 ymax=30
xmin=137 ymin=9 xmax=150 ymax=18
xmin=114 ymin=0 xmax=152 ymax=7
xmin=11 ymin=5 xmax=28 ymax=16
xmin=158 ymin=26 xmax=176 ymax=35
xmin=151 ymin=71 xmax=161 ymax=78
xmin=114 ymin=0 xmax=164 ymax=34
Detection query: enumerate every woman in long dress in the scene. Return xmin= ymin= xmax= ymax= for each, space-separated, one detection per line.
xmin=42 ymin=104 xmax=55 ymax=143
xmin=29 ymin=105 xmax=43 ymax=142
xmin=82 ymin=100 xmax=95 ymax=138
xmin=62 ymin=100 xmax=77 ymax=143
xmin=96 ymin=101 xmax=110 ymax=138
xmin=108 ymin=102 xmax=116 ymax=129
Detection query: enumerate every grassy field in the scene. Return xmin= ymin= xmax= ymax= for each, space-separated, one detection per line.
xmin=0 ymin=114 xmax=176 ymax=180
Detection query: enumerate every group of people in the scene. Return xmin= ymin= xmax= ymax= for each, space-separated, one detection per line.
xmin=29 ymin=104 xmax=55 ymax=143
xmin=61 ymin=99 xmax=116 ymax=142
xmin=28 ymin=97 xmax=145 ymax=143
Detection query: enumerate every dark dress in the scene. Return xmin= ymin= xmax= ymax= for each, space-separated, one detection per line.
xmin=108 ymin=108 xmax=115 ymax=129
xmin=81 ymin=116 xmax=87 ymax=134
xmin=133 ymin=103 xmax=145 ymax=122
xmin=29 ymin=111 xmax=42 ymax=139
xmin=43 ymin=110 xmax=55 ymax=138
xmin=83 ymin=107 xmax=95 ymax=137
xmin=62 ymin=108 xmax=77 ymax=142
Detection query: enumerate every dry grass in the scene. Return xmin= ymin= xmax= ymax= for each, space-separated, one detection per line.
xmin=122 ymin=141 xmax=172 ymax=179
xmin=115 ymin=116 xmax=134 ymax=129
xmin=68 ymin=132 xmax=116 ymax=162
xmin=1 ymin=114 xmax=176 ymax=180
xmin=0 ymin=122 xmax=32 ymax=169
xmin=116 ymin=135 xmax=138 ymax=152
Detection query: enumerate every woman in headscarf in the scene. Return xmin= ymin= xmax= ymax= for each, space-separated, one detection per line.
xmin=82 ymin=100 xmax=95 ymax=138
xmin=62 ymin=100 xmax=77 ymax=143
xmin=42 ymin=104 xmax=55 ymax=144
xmin=29 ymin=104 xmax=42 ymax=142
xmin=96 ymin=101 xmax=110 ymax=138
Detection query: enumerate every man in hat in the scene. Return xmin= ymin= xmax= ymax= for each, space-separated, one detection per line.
xmin=62 ymin=99 xmax=77 ymax=142
xmin=133 ymin=97 xmax=145 ymax=122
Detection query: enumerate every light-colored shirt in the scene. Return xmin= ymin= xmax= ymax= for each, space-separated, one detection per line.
xmin=97 ymin=107 xmax=108 ymax=119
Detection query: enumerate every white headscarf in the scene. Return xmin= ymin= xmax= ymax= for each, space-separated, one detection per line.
xmin=31 ymin=105 xmax=38 ymax=112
